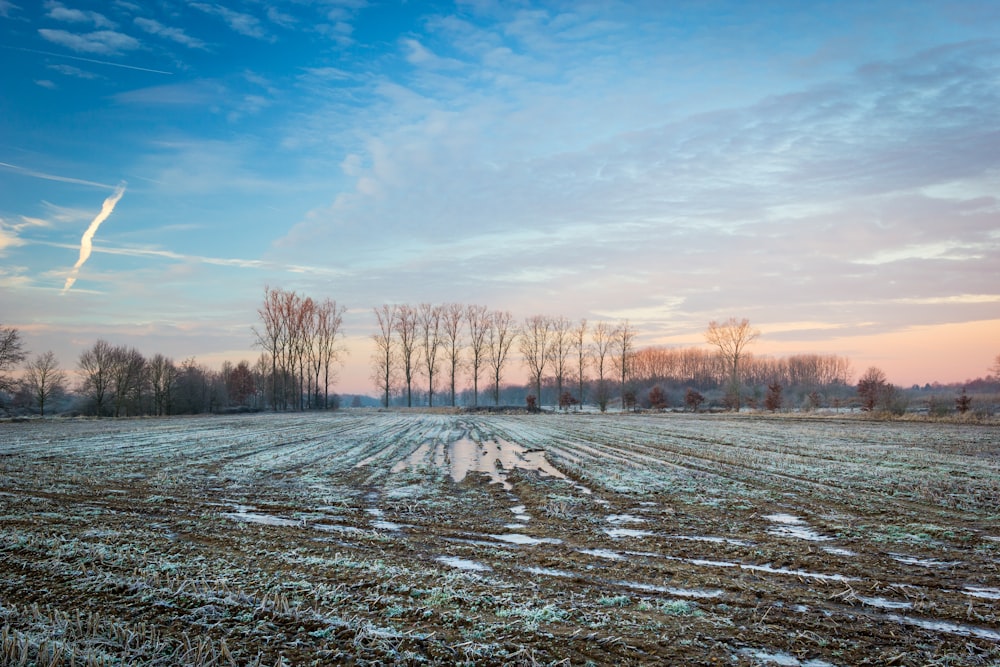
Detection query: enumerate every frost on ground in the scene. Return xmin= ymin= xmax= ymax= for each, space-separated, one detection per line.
xmin=0 ymin=411 xmax=998 ymax=666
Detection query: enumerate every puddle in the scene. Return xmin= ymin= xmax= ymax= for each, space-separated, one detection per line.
xmin=668 ymin=535 xmax=752 ymax=547
xmin=627 ymin=551 xmax=858 ymax=582
xmin=737 ymin=648 xmax=837 ymax=666
xmin=490 ymin=533 xmax=562 ymax=546
xmin=511 ymin=505 xmax=531 ymax=521
xmin=856 ymin=596 xmax=912 ymax=610
xmin=822 ymin=546 xmax=856 ymax=556
xmin=890 ymin=554 xmax=962 ymax=568
xmin=525 ymin=566 xmax=574 ymax=578
xmin=615 ymin=580 xmax=723 ymax=599
xmin=395 ymin=437 xmax=566 ymax=491
xmin=314 ymin=523 xmax=366 ymax=534
xmin=764 ymin=513 xmax=831 ymax=542
xmin=886 ymin=613 xmax=1000 ymax=641
xmin=963 ymin=587 xmax=1000 ymax=600
xmin=223 ymin=505 xmax=301 ymax=528
xmin=391 ymin=441 xmax=434 ymax=473
xmin=605 ymin=528 xmax=657 ymax=539
xmin=436 ymin=556 xmax=491 ymax=572
xmin=579 ymin=548 xmax=625 ymax=560
xmin=372 ymin=520 xmax=404 ymax=531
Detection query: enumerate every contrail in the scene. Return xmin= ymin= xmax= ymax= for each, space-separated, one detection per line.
xmin=0 ymin=45 xmax=173 ymax=75
xmin=62 ymin=182 xmax=127 ymax=293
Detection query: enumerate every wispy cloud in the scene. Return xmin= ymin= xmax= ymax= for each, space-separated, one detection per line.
xmin=38 ymin=28 xmax=140 ymax=55
xmin=190 ymin=3 xmax=267 ymax=40
xmin=134 ymin=17 xmax=206 ymax=50
xmin=0 ymin=161 xmax=117 ymax=188
xmin=45 ymin=2 xmax=115 ymax=28
xmin=62 ymin=182 xmax=127 ymax=293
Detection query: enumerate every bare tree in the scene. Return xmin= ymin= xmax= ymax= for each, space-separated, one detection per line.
xmin=612 ymin=320 xmax=635 ymax=411
xmin=287 ymin=293 xmax=312 ymax=410
xmin=418 ymin=303 xmax=443 ymax=406
xmin=487 ymin=310 xmax=515 ymax=406
xmin=991 ymin=354 xmax=1000 ymax=380
xmin=465 ymin=304 xmax=490 ymax=407
xmin=147 ymin=353 xmax=176 ymax=416
xmin=705 ymin=317 xmax=759 ymax=410
xmin=394 ymin=304 xmax=420 ymax=407
xmin=591 ymin=321 xmax=613 ymax=412
xmin=371 ymin=305 xmax=397 ymax=408
xmin=441 ymin=303 xmax=465 ymax=407
xmin=252 ymin=286 xmax=286 ymax=410
xmin=571 ymin=319 xmax=588 ymax=409
xmin=520 ymin=315 xmax=553 ymax=406
xmin=22 ymin=351 xmax=66 ymax=416
xmin=78 ymin=339 xmax=115 ymax=417
xmin=0 ymin=324 xmax=26 ymax=394
xmin=549 ymin=316 xmax=572 ymax=407
xmin=109 ymin=346 xmax=146 ymax=417
xmin=314 ymin=298 xmax=347 ymax=409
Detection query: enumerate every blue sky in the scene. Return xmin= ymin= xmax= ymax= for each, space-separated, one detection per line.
xmin=1 ymin=0 xmax=998 ymax=392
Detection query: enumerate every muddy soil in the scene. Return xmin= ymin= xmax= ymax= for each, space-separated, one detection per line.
xmin=0 ymin=412 xmax=997 ymax=665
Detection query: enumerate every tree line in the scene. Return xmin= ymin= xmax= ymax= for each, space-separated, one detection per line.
xmin=3 ymin=296 xmax=998 ymax=416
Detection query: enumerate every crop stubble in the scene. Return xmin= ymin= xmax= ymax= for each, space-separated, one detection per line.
xmin=0 ymin=412 xmax=997 ymax=665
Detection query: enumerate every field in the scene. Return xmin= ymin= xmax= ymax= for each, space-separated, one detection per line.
xmin=1 ymin=411 xmax=998 ymax=666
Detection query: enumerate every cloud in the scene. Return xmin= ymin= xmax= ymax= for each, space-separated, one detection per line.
xmin=62 ymin=182 xmax=127 ymax=293
xmin=38 ymin=28 xmax=140 ymax=55
xmin=48 ymin=63 xmax=100 ymax=79
xmin=0 ymin=0 xmax=18 ymax=18
xmin=114 ymin=80 xmax=226 ymax=106
xmin=190 ymin=3 xmax=267 ymax=40
xmin=134 ymin=17 xmax=206 ymax=49
xmin=0 ymin=220 xmax=26 ymax=254
xmin=45 ymin=2 xmax=115 ymax=28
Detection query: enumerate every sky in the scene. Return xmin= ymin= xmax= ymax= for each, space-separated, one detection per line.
xmin=1 ymin=0 xmax=999 ymax=394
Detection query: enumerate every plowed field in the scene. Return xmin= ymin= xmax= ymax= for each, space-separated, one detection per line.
xmin=1 ymin=411 xmax=998 ymax=665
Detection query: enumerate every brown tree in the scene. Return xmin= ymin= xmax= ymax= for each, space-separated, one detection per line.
xmin=857 ymin=366 xmax=887 ymax=411
xmin=705 ymin=317 xmax=759 ymax=410
xmin=765 ymin=382 xmax=782 ymax=412
xmin=648 ymin=385 xmax=667 ymax=411
xmin=684 ymin=388 xmax=705 ymax=412
xmin=227 ymin=360 xmax=256 ymax=407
